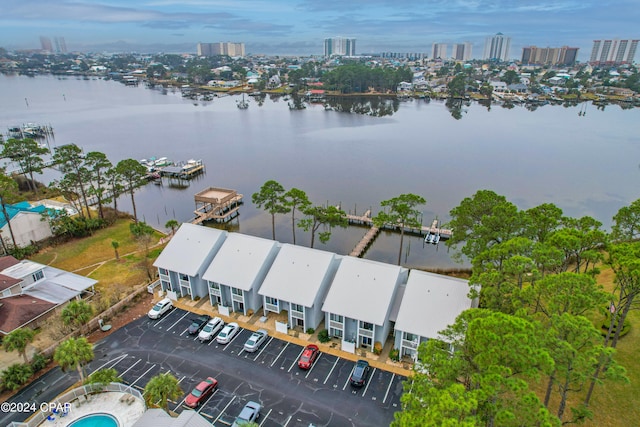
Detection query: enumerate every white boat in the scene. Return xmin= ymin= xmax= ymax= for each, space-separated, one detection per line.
xmin=154 ymin=157 xmax=172 ymax=167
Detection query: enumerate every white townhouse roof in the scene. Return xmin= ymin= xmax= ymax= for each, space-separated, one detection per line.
xmin=258 ymin=244 xmax=337 ymax=307
xmin=203 ymin=233 xmax=279 ymax=291
xmin=394 ymin=270 xmax=473 ymax=340
xmin=153 ymin=223 xmax=227 ymax=276
xmin=322 ymin=256 xmax=406 ymax=326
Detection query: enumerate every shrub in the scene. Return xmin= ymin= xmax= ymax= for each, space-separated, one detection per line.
xmin=318 ymin=329 xmax=330 ymax=343
xmin=389 ymin=348 xmax=400 ymax=362
xmin=306 ymin=328 xmax=315 ymax=334
xmin=373 ymin=341 xmax=383 ymax=355
xmin=1 ymin=363 xmax=33 ymax=391
xmin=31 ymin=352 xmax=49 ymax=373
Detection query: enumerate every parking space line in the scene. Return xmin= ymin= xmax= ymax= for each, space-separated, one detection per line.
xmin=323 ymin=356 xmax=338 ymax=385
xmin=253 ymin=337 xmax=273 ymax=361
xmin=222 ymin=328 xmax=243 ymax=351
xmin=271 ymin=342 xmax=289 ymax=367
xmin=153 ymin=308 xmax=176 ymax=327
xmin=288 ymin=347 xmax=306 ymax=372
xmin=130 ymin=363 xmax=156 ymax=388
xmin=212 ymin=395 xmax=236 ymax=424
xmin=305 ymin=353 xmax=321 ymax=378
xmin=197 ymin=389 xmax=218 ymax=413
xmin=177 ymin=375 xmax=186 ymax=383
xmin=258 ymin=408 xmax=272 ymax=426
xmin=166 ymin=312 xmax=189 ymax=331
xmin=282 ymin=415 xmax=292 ymax=426
xmin=119 ymin=359 xmax=141 ymax=378
xmin=343 ymin=365 xmax=355 ymax=390
xmin=383 ymin=373 xmax=396 ymax=404
xmin=173 ymin=395 xmax=188 ymax=411
xmin=92 ymin=353 xmax=128 ymax=373
xmin=361 ymin=368 xmax=376 ymax=397
xmin=179 ymin=327 xmax=190 ymax=337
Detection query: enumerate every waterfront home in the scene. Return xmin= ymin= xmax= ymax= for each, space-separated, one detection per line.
xmin=322 ymin=257 xmax=408 ymax=352
xmin=258 ymin=244 xmax=339 ymax=332
xmin=393 ymin=270 xmax=476 ymax=361
xmin=154 ymin=223 xmax=227 ymax=300
xmin=0 ymin=256 xmax=97 ymax=335
xmin=203 ymin=233 xmax=279 ymax=315
xmin=0 ymin=202 xmax=53 ymax=249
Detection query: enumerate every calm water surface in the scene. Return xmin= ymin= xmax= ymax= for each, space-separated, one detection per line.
xmin=1 ymin=74 xmax=639 ymax=268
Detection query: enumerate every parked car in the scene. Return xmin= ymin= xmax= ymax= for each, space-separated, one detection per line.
xmin=216 ymin=322 xmax=240 ymax=344
xmin=147 ymin=298 xmax=173 ymax=319
xmin=298 ymin=344 xmax=320 ymax=369
xmin=198 ymin=317 xmax=224 ymax=342
xmin=188 ymin=315 xmax=210 ymax=335
xmin=350 ymin=360 xmax=370 ymax=387
xmin=184 ymin=377 xmax=218 ymax=408
xmin=231 ymin=401 xmax=261 ymax=427
xmin=243 ymin=329 xmax=268 ymax=353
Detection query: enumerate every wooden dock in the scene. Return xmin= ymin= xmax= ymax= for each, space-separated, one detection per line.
xmin=191 ymin=187 xmax=243 ymax=225
xmin=343 ymin=209 xmax=453 ymax=258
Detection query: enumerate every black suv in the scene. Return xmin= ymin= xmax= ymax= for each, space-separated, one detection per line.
xmin=350 ymin=360 xmax=370 ymax=387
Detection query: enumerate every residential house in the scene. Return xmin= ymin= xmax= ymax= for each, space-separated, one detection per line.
xmin=203 ymin=233 xmax=279 ymax=315
xmin=259 ymin=244 xmax=339 ymax=332
xmin=322 ymin=257 xmax=408 ymax=352
xmin=489 ymin=81 xmax=508 ymax=92
xmin=0 ymin=256 xmax=97 ymax=335
xmin=0 ymin=202 xmax=53 ymax=249
xmin=393 ymin=270 xmax=475 ymax=360
xmin=154 ymin=223 xmax=227 ymax=300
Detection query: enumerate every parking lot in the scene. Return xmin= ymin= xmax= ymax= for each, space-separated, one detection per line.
xmin=90 ymin=307 xmax=405 ymax=426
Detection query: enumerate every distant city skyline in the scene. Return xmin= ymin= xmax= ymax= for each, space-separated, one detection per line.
xmin=1 ymin=0 xmax=638 ymax=61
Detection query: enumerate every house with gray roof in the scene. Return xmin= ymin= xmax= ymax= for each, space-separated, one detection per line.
xmin=393 ymin=270 xmax=476 ymax=360
xmin=322 ymin=256 xmax=408 ymax=352
xmin=153 ymin=223 xmax=227 ymax=300
xmin=259 ymin=244 xmax=339 ymax=332
xmin=202 ymin=233 xmax=279 ymax=315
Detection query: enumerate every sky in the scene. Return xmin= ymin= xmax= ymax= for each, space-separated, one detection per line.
xmin=1 ymin=0 xmax=638 ymax=60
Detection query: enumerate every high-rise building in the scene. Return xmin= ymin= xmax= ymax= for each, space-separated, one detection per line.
xmin=54 ymin=37 xmax=67 ymax=54
xmin=197 ymin=42 xmax=245 ymax=57
xmin=40 ymin=36 xmax=53 ymax=52
xmin=483 ymin=33 xmax=511 ymax=61
xmin=431 ymin=43 xmax=447 ymax=59
xmin=453 ymin=42 xmax=473 ymax=61
xmin=590 ymin=39 xmax=638 ymax=65
xmin=324 ymin=37 xmax=356 ymax=57
xmin=521 ymin=46 xmax=579 ymax=66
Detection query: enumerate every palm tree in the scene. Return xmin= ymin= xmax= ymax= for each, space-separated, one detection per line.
xmin=2 ymin=328 xmax=36 ymax=364
xmin=144 ymin=372 xmax=182 ymax=411
xmin=165 ymin=219 xmax=179 ymax=236
xmin=61 ymin=300 xmax=94 ymax=335
xmin=112 ymin=240 xmax=120 ymax=260
xmin=53 ymin=337 xmax=94 ymax=383
xmin=86 ymin=368 xmax=121 ymax=388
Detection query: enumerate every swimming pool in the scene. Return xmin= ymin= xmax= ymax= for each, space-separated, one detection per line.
xmin=67 ymin=413 xmax=119 ymax=427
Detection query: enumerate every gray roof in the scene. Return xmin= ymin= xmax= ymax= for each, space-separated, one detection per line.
xmin=322 ymin=256 xmax=405 ymax=326
xmin=153 ymin=223 xmax=227 ymax=276
xmin=394 ymin=270 xmax=473 ymax=340
xmin=132 ymin=408 xmax=211 ymax=427
xmin=1 ymin=259 xmax=43 ymax=279
xmin=258 ymin=244 xmax=337 ymax=307
xmin=203 ymin=233 xmax=279 ymax=291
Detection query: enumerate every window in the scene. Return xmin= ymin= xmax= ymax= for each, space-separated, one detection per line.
xmin=265 ymin=296 xmax=278 ymax=305
xmin=330 ymin=327 xmax=343 ymax=338
xmin=291 ymin=303 xmax=304 ymax=312
xmin=159 ymin=268 xmax=168 ymax=275
xmin=359 ymin=321 xmax=373 ymax=330
xmin=404 ymin=332 xmax=418 ymax=342
xmin=32 ymin=270 xmax=44 ymax=282
xmin=232 ymin=287 xmax=243 ymax=296
xmin=179 ymin=273 xmax=189 ymax=281
xmin=330 ymin=313 xmax=343 ymax=323
xmin=210 ymin=282 xmax=220 ymax=290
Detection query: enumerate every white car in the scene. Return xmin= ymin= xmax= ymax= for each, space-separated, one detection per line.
xmin=243 ymin=329 xmax=268 ymax=353
xmin=198 ymin=317 xmax=224 ymax=342
xmin=216 ymin=322 xmax=240 ymax=344
xmin=148 ymin=298 xmax=173 ymax=319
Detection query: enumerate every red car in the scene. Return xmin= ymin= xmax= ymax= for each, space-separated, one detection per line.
xmin=298 ymin=344 xmax=320 ymax=369
xmin=185 ymin=377 xmax=218 ymax=408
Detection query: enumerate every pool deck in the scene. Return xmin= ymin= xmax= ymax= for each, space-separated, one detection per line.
xmin=39 ymin=392 xmax=145 ymax=427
